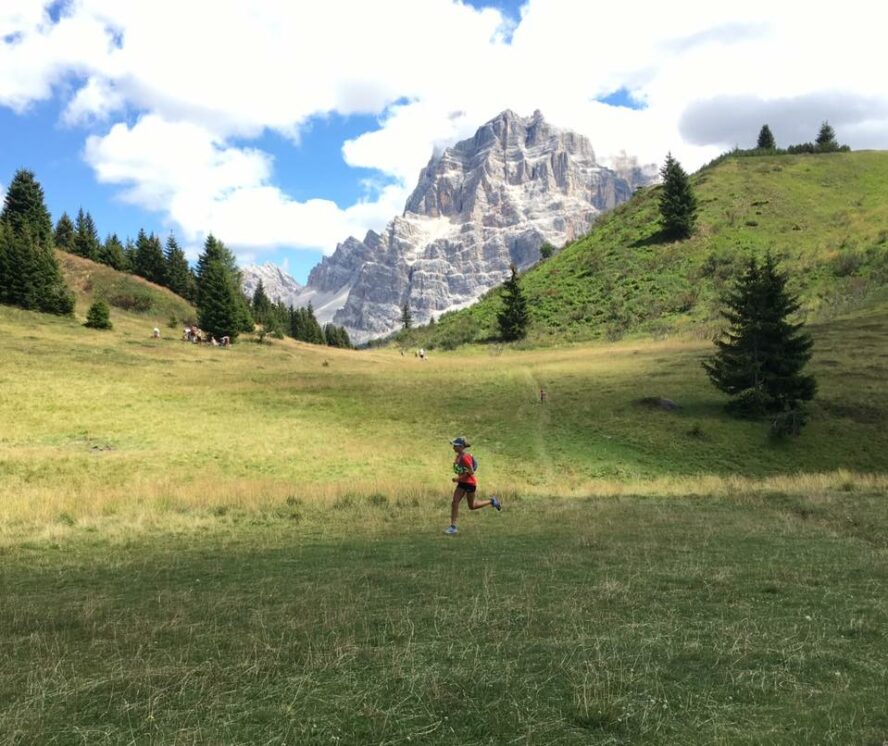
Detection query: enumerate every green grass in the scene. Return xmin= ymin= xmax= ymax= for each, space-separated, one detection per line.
xmin=400 ymin=151 xmax=888 ymax=348
xmin=57 ymin=250 xmax=195 ymax=323
xmin=2 ymin=492 xmax=886 ymax=744
xmin=2 ymin=291 xmax=887 ymax=534
xmin=1 ymin=252 xmax=887 ymax=742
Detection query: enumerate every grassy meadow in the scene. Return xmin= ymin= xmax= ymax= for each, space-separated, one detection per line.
xmin=401 ymin=151 xmax=888 ymax=348
xmin=1 ymin=260 xmax=887 ymax=742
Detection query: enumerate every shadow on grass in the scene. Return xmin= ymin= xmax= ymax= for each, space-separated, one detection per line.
xmin=630 ymin=229 xmax=678 ymax=248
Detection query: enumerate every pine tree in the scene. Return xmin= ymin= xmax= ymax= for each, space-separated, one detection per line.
xmin=98 ymin=233 xmax=127 ymax=270
xmin=401 ymin=302 xmax=412 ymax=330
xmin=703 ymin=254 xmax=816 ymax=428
xmin=195 ymin=234 xmax=252 ymax=331
xmin=497 ymin=264 xmax=529 ymax=341
xmin=0 ymin=222 xmax=13 ymax=304
xmin=54 ymin=213 xmax=76 ymax=251
xmin=539 ymin=242 xmax=555 ymax=260
xmin=756 ymin=124 xmax=776 ymax=150
xmin=0 ymin=169 xmax=53 ymax=249
xmin=815 ymin=121 xmax=839 ymax=152
xmin=305 ymin=303 xmax=325 ymax=344
xmin=133 ymin=230 xmax=166 ymax=285
xmin=252 ymin=279 xmax=272 ymax=324
xmin=72 ymin=209 xmax=101 ymax=260
xmin=197 ymin=259 xmax=240 ymax=340
xmin=323 ymin=323 xmax=352 ymax=348
xmin=289 ymin=305 xmax=304 ymax=340
xmin=0 ymin=173 xmax=73 ymax=316
xmin=163 ymin=234 xmax=195 ymax=301
xmin=658 ymin=153 xmax=697 ymax=240
xmin=84 ymin=300 xmax=112 ymax=329
xmin=122 ymin=238 xmax=136 ymax=271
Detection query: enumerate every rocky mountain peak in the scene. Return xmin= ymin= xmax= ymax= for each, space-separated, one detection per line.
xmin=283 ymin=110 xmax=657 ymax=343
xmin=241 ymin=261 xmax=303 ymax=308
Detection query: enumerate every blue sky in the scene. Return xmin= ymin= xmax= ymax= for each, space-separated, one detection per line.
xmin=2 ymin=1 xmax=885 ymax=283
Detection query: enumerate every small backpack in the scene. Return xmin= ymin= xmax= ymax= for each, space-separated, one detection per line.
xmin=466 ymin=453 xmax=478 ymax=472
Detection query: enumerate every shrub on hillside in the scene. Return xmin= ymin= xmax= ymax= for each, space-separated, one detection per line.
xmin=831 ymin=251 xmax=864 ymax=277
xmin=85 ymin=300 xmax=112 ymax=329
xmin=108 ymin=290 xmax=153 ymax=313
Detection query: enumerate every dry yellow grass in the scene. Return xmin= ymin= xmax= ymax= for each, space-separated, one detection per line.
xmin=1 ymin=295 xmax=886 ymax=541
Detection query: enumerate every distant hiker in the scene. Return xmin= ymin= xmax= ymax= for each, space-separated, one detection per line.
xmin=444 ymin=437 xmax=500 ymax=535
xmin=211 ymin=336 xmax=219 ymax=347
xmin=220 ymin=336 xmax=230 ymax=347
xmin=152 ymin=327 xmax=160 ymax=339
xmin=419 ymin=347 xmax=426 ymax=361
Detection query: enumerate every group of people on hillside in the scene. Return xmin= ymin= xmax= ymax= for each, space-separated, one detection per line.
xmin=182 ymin=325 xmax=229 ymax=347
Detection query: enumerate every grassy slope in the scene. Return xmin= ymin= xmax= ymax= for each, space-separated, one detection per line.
xmin=1 ymin=234 xmax=887 ymax=743
xmin=402 ymin=151 xmax=888 ymax=348
xmin=57 ymin=250 xmax=195 ymax=324
xmin=1 ymin=292 xmax=886 ymax=533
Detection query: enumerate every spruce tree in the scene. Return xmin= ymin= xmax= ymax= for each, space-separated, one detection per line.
xmin=99 ymin=233 xmax=127 ymax=270
xmin=756 ymin=124 xmax=776 ymax=150
xmin=703 ymin=254 xmax=816 ymax=428
xmin=0 ymin=222 xmax=12 ymax=304
xmin=85 ymin=300 xmax=112 ymax=329
xmin=133 ymin=230 xmax=166 ymax=285
xmin=54 ymin=213 xmax=76 ymax=251
xmin=289 ymin=305 xmax=304 ymax=340
xmin=0 ymin=169 xmax=53 ymax=249
xmin=497 ymin=264 xmax=529 ymax=341
xmin=252 ymin=279 xmax=272 ymax=324
xmin=305 ymin=303 xmax=325 ymax=344
xmin=815 ymin=121 xmax=839 ymax=152
xmin=122 ymin=238 xmax=137 ymax=272
xmin=163 ymin=234 xmax=195 ymax=301
xmin=401 ymin=302 xmax=412 ymax=330
xmin=658 ymin=153 xmax=697 ymax=240
xmin=0 ymin=174 xmax=73 ymax=316
xmin=73 ymin=209 xmax=101 ymax=260
xmin=195 ymin=234 xmax=252 ymax=331
xmin=323 ymin=323 xmax=351 ymax=348
xmin=197 ymin=260 xmax=240 ymax=340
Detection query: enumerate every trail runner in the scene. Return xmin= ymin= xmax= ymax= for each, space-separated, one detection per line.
xmin=444 ymin=437 xmax=500 ymax=535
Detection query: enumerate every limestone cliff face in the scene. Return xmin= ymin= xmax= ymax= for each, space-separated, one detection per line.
xmin=241 ymin=262 xmax=303 ymax=307
xmin=293 ymin=110 xmax=655 ymax=343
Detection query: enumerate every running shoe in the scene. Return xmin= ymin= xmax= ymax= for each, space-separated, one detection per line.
xmin=490 ymin=496 xmax=502 ymax=511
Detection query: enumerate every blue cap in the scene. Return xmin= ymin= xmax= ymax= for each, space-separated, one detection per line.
xmin=450 ymin=437 xmax=470 ymax=448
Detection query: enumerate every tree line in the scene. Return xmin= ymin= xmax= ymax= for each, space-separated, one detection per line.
xmin=0 ymin=167 xmax=350 ymax=348
xmin=703 ymin=121 xmax=849 ymax=171
xmin=250 ymin=279 xmax=351 ymax=348
xmin=0 ymin=169 xmax=75 ymax=315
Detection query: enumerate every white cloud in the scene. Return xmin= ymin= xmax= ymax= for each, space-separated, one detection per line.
xmin=84 ymin=115 xmax=406 ymax=254
xmin=2 ymin=0 xmax=887 ymax=263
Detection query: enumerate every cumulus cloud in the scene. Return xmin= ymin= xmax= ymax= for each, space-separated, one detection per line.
xmin=679 ymin=93 xmax=888 ymax=150
xmin=84 ymin=115 xmax=406 ymax=253
xmin=2 ymin=0 xmax=887 ymax=263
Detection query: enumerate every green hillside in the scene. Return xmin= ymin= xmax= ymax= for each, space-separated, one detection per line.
xmin=57 ymin=249 xmax=195 ymax=326
xmin=401 ymin=151 xmax=888 ymax=348
xmin=3 ymin=212 xmax=887 ymax=744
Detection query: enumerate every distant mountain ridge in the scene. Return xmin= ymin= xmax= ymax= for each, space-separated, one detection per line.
xmin=241 ymin=262 xmax=303 ymax=308
xmin=247 ymin=110 xmax=656 ymax=342
xmin=399 ymin=150 xmax=888 ymax=347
